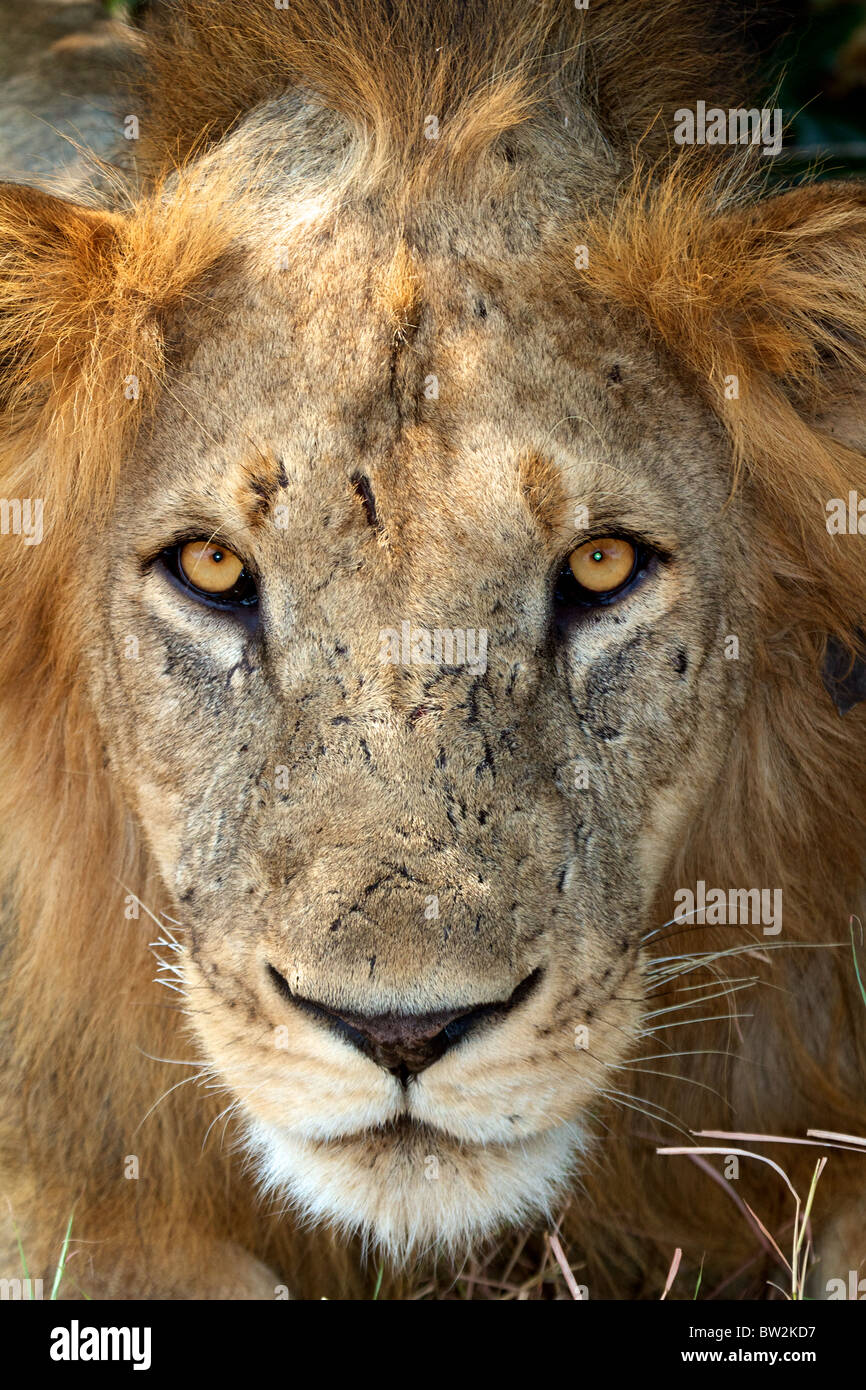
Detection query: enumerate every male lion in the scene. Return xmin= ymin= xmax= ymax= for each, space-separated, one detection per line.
xmin=0 ymin=0 xmax=864 ymax=1300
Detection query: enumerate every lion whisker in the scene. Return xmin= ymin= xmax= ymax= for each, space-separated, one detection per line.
xmin=607 ymin=1063 xmax=733 ymax=1108
xmin=201 ymin=1097 xmax=245 ymax=1154
xmin=599 ymin=1089 xmax=693 ymax=1141
xmin=116 ymin=882 xmax=186 ymax=951
xmin=642 ymin=979 xmax=757 ymax=1019
xmin=625 ymin=1048 xmax=753 ymax=1066
xmin=132 ymin=1070 xmax=207 ymax=1136
xmin=152 ymin=977 xmax=186 ymax=996
xmin=639 ymin=1010 xmax=754 ymax=1036
xmin=648 ymin=940 xmax=845 ymax=982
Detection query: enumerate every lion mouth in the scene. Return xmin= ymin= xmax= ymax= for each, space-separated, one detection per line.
xmin=242 ymin=1103 xmax=588 ymax=1260
xmin=309 ymin=1114 xmax=451 ymax=1150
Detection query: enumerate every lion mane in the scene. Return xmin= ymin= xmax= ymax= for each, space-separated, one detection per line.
xmin=1 ymin=0 xmax=865 ymax=1299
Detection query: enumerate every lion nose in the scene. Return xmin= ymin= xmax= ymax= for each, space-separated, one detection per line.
xmin=267 ymin=966 xmax=542 ymax=1082
xmin=323 ymin=1002 xmax=484 ymax=1079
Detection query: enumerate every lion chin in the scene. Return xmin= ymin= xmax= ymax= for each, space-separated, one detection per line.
xmin=242 ymin=1115 xmax=586 ymax=1259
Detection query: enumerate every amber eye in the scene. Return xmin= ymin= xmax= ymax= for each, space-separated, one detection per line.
xmin=161 ymin=538 xmax=257 ymax=610
xmin=568 ymin=537 xmax=637 ymax=595
xmin=554 ymin=535 xmax=650 ymax=628
xmin=179 ymin=540 xmax=244 ymax=592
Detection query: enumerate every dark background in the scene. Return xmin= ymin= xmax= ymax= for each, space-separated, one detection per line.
xmin=761 ymin=0 xmax=866 ymax=178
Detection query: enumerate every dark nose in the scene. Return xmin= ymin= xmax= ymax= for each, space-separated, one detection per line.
xmin=267 ymin=966 xmax=541 ymax=1082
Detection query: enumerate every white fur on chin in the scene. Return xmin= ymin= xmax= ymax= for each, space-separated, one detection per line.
xmin=242 ymin=1114 xmax=587 ymax=1261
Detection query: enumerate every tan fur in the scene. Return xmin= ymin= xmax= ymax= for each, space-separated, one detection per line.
xmin=0 ymin=1 xmax=864 ymax=1300
xmin=375 ymin=241 xmax=422 ymax=343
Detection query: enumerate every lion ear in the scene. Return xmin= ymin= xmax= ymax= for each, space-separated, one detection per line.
xmin=670 ymin=179 xmax=866 ymax=717
xmin=731 ymin=182 xmax=866 ymax=401
xmin=740 ymin=184 xmax=866 ymax=716
xmin=814 ymin=384 xmax=866 ymax=715
xmin=0 ymin=182 xmax=124 ymax=411
xmin=748 ymin=183 xmax=866 ymax=717
xmin=823 ymin=635 xmax=866 ymax=716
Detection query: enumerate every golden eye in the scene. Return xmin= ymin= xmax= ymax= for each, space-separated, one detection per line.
xmin=178 ymin=540 xmax=245 ymax=594
xmin=568 ymin=537 xmax=637 ymax=594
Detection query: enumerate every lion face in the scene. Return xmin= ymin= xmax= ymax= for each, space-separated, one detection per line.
xmin=85 ymin=208 xmax=752 ymax=1256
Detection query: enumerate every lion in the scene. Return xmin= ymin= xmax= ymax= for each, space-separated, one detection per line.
xmin=0 ymin=0 xmax=864 ymax=1301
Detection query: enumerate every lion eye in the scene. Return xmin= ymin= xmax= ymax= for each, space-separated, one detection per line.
xmin=179 ymin=540 xmax=244 ymax=592
xmin=568 ymin=537 xmax=637 ymax=595
xmin=162 ymin=538 xmax=258 ymax=609
xmin=554 ymin=536 xmax=649 ymax=627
